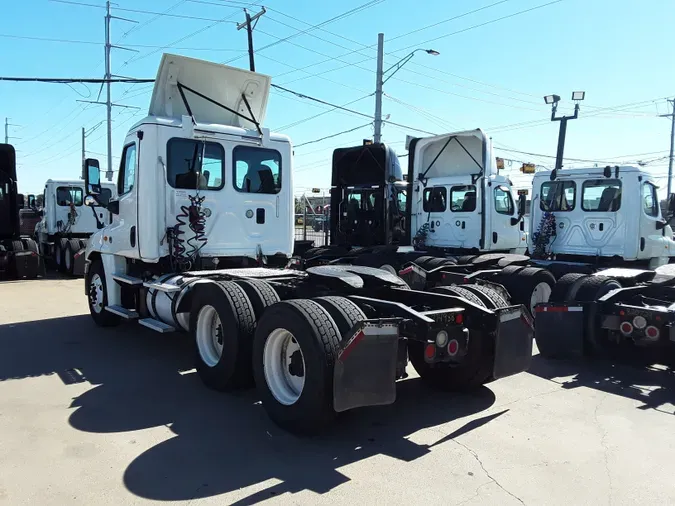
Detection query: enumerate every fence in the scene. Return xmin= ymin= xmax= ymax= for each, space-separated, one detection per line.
xmin=294 ymin=212 xmax=329 ymax=248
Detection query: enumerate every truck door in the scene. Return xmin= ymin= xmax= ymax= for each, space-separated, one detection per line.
xmin=447 ymin=184 xmax=481 ymax=249
xmin=419 ymin=185 xmax=448 ymax=247
xmin=106 ymin=142 xmax=140 ymax=259
xmin=639 ymin=180 xmax=669 ymax=260
xmin=578 ymin=178 xmax=627 ymax=258
xmin=487 ymin=183 xmax=524 ymax=251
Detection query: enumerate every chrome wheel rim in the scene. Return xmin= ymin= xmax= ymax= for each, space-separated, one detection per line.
xmin=196 ymin=305 xmax=223 ymax=367
xmin=530 ymin=282 xmax=552 ymax=316
xmin=89 ymin=274 xmax=104 ymax=314
xmin=263 ymin=328 xmax=305 ymax=405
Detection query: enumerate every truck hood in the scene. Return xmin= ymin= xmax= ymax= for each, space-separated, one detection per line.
xmin=149 ymin=53 xmax=271 ymax=129
xmin=409 ymin=129 xmax=494 ymax=181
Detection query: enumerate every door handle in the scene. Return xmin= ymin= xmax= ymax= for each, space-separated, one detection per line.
xmin=599 ymin=223 xmax=604 ymax=231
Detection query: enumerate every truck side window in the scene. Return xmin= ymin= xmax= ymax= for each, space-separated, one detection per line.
xmin=642 ymin=182 xmax=658 ymax=217
xmin=540 ymin=181 xmax=575 ymax=212
xmin=423 ymin=187 xmax=446 ymax=212
xmin=450 ymin=185 xmax=476 ymax=212
xmin=118 ymin=143 xmax=137 ymax=195
xmin=233 ymin=146 xmax=281 ymax=194
xmin=582 ymin=179 xmax=621 ymax=212
xmin=167 ymin=138 xmax=225 ymax=190
xmin=56 ymin=186 xmax=83 ymax=206
xmin=494 ymin=185 xmax=514 ymax=215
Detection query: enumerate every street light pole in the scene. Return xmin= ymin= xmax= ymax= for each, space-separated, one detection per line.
xmin=545 ymin=92 xmax=585 ymax=179
xmin=660 ymin=99 xmax=675 ymax=197
xmin=373 ymin=33 xmax=385 ymax=144
xmin=373 ymin=35 xmax=439 ymax=144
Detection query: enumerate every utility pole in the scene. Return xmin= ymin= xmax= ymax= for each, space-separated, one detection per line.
xmin=373 ymin=33 xmax=384 ymax=144
xmin=104 ymin=0 xmax=112 ymax=182
xmin=660 ymin=99 xmax=675 ymax=197
xmin=236 ymin=7 xmax=266 ymax=72
xmin=81 ymin=127 xmax=86 ymax=179
xmin=4 ymin=117 xmax=21 ymax=145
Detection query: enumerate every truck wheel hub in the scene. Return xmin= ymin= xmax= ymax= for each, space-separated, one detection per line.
xmin=264 ymin=329 xmax=306 ymax=405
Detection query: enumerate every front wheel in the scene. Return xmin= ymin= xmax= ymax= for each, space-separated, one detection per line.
xmin=86 ymin=259 xmax=120 ymax=327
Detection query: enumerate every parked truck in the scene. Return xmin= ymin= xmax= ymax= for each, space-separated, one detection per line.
xmin=34 ymin=179 xmax=116 ymax=276
xmin=80 ymin=54 xmax=533 ymax=433
xmin=0 ymin=143 xmax=41 ymax=279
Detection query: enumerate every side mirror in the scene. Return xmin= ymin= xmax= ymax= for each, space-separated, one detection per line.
xmin=17 ymin=193 xmax=24 ymax=209
xmin=518 ymin=193 xmax=527 ymax=216
xmin=107 ymin=200 xmax=120 ymax=215
xmin=656 ymin=220 xmax=667 ymax=230
xmin=84 ymin=158 xmax=101 ymax=195
xmin=27 ymin=194 xmax=36 ymax=208
xmin=84 ymin=195 xmax=99 ymax=207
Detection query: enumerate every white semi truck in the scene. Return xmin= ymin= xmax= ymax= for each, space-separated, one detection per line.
xmin=34 ymin=179 xmax=116 ymax=275
xmin=80 ymin=54 xmax=533 ymax=433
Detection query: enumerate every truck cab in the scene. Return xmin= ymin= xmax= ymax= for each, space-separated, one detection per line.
xmin=407 ymin=129 xmax=527 ymax=254
xmin=529 ymin=166 xmax=675 ymax=268
xmin=84 ymin=54 xmax=294 ymax=295
xmin=35 ymin=179 xmax=116 ymax=240
xmin=329 ymin=142 xmax=408 ymax=248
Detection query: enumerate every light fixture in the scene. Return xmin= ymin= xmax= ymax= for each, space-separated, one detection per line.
xmin=544 ymin=94 xmax=561 ymax=105
xmin=425 ymin=49 xmax=440 ymax=56
xmin=572 ymin=91 xmax=586 ymax=101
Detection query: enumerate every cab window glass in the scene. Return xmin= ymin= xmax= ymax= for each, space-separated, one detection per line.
xmin=642 ymin=182 xmax=658 ymax=217
xmin=494 ymin=185 xmax=514 ymax=215
xmin=540 ymin=181 xmax=576 ymax=212
xmin=582 ymin=179 xmax=621 ymax=212
xmin=233 ymin=146 xmax=281 ymax=194
xmin=423 ymin=187 xmax=446 ymax=212
xmin=450 ymin=185 xmax=476 ymax=212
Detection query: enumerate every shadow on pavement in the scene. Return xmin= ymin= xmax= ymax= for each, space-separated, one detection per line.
xmin=0 ymin=315 xmax=499 ymax=504
xmin=528 ymin=353 xmax=675 ymax=414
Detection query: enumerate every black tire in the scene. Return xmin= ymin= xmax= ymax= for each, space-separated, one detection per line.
xmin=573 ymin=276 xmax=622 ymax=302
xmin=413 ymin=255 xmax=436 ymax=268
xmin=498 ymin=267 xmax=556 ymax=316
xmin=432 ymin=285 xmax=486 ymax=308
xmin=233 ymin=279 xmax=280 ymax=321
xmin=408 ymin=328 xmax=494 ymax=391
xmin=313 ymin=296 xmax=366 ymax=338
xmin=54 ymin=238 xmax=68 ymax=271
xmin=64 ymin=239 xmax=80 ymax=275
xmin=86 ymin=258 xmax=121 ymax=327
xmin=253 ymin=299 xmax=342 ymax=433
xmin=190 ymin=281 xmax=256 ymax=391
xmin=21 ymin=239 xmax=40 ymax=279
xmin=426 ymin=257 xmax=455 ymax=269
xmin=549 ymin=273 xmax=589 ymax=303
xmin=499 ymin=265 xmax=525 ymax=277
xmin=352 ymin=253 xmax=401 ymax=274
xmin=462 ymin=284 xmax=509 ymax=309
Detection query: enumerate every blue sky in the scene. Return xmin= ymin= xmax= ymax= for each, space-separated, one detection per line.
xmin=2 ymin=0 xmax=674 ymax=194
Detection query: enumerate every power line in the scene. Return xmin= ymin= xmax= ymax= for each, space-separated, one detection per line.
xmin=0 ymin=77 xmax=154 ymax=83
xmin=295 ymin=123 xmax=372 ymax=148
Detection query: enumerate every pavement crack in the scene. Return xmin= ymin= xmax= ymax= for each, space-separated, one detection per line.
xmin=453 ymin=439 xmax=526 ymax=506
xmin=593 ymin=396 xmax=613 ymax=506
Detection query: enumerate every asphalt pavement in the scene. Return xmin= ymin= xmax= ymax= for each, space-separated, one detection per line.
xmin=1 ymin=277 xmax=675 ymax=505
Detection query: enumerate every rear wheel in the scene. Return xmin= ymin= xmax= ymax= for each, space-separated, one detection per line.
xmin=313 ymin=296 xmax=366 ymax=338
xmin=54 ymin=238 xmax=68 ymax=271
xmin=64 ymin=239 xmax=80 ymax=276
xmin=549 ymin=273 xmax=589 ymax=303
xmin=413 ymin=255 xmax=436 ymax=268
xmin=232 ymin=279 xmax=280 ymax=321
xmin=190 ymin=281 xmax=256 ymax=390
xmin=498 ymin=267 xmax=555 ymax=317
xmin=253 ymin=299 xmax=342 ymax=433
xmin=432 ymin=285 xmax=485 ymax=308
xmin=462 ymin=284 xmax=509 ymax=309
xmin=86 ymin=259 xmax=120 ymax=327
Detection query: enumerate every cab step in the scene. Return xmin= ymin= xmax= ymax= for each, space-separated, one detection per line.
xmin=143 ymin=281 xmax=182 ymax=293
xmin=105 ymin=305 xmax=139 ymax=319
xmin=112 ymin=273 xmax=143 ymax=286
xmin=139 ymin=318 xmax=175 ymax=333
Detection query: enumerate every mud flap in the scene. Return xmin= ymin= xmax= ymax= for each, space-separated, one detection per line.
xmin=73 ymin=249 xmax=86 ymax=277
xmin=492 ymin=306 xmax=534 ymax=380
xmin=534 ymin=304 xmax=585 ymax=358
xmin=397 ymin=263 xmax=427 ymax=290
xmin=12 ymin=250 xmax=39 ymax=279
xmin=333 ymin=320 xmax=400 ymax=413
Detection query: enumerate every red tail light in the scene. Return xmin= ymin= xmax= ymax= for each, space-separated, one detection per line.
xmin=455 ymin=312 xmax=463 ymax=325
xmin=645 ymin=326 xmax=660 ymax=340
xmin=447 ymin=339 xmax=459 ymax=356
xmin=620 ymin=321 xmax=633 ymax=336
xmin=424 ymin=344 xmax=436 ymax=360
